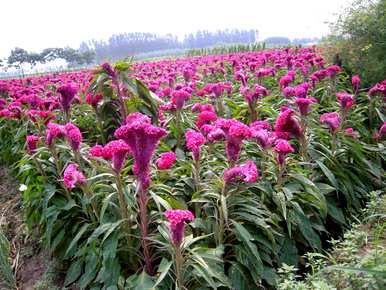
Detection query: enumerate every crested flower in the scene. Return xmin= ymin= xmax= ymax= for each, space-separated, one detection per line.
xmin=85 ymin=93 xmax=103 ymax=108
xmin=336 ymin=92 xmax=355 ymax=111
xmin=101 ymin=62 xmax=116 ymax=78
xmin=326 ymin=65 xmax=341 ymax=78
xmin=57 ymin=84 xmax=77 ymax=114
xmin=63 ymin=163 xmax=86 ymax=189
xmin=26 ymin=135 xmax=40 ymax=155
xmin=156 ymin=151 xmax=176 ymax=170
xmin=352 ymin=75 xmax=360 ymax=94
xmin=274 ymin=139 xmax=294 ymax=166
xmin=64 ymin=123 xmax=82 ymax=152
xmin=274 ymin=108 xmax=303 ymax=139
xmin=294 ymin=83 xmax=310 ymax=98
xmin=45 ymin=122 xmax=65 ymax=147
xmin=114 ymin=112 xmax=167 ymax=190
xmin=196 ymin=110 xmax=217 ymax=129
xmin=185 ymin=130 xmax=206 ymax=162
xmin=320 ymin=112 xmax=341 ymax=133
xmin=104 ymin=140 xmax=131 ymax=173
xmin=191 ymin=102 xmax=215 ymax=113
xmin=224 ymin=160 xmax=258 ymax=184
xmin=214 ymin=118 xmax=252 ymax=163
xmin=250 ymin=128 xmax=275 ymax=149
xmin=295 ymin=97 xmax=317 ymax=115
xmin=171 ymin=89 xmax=191 ymax=110
xmin=282 ymin=86 xmax=295 ymax=98
xmin=165 ymin=209 xmax=194 ymax=246
xmin=375 ymin=122 xmax=386 ymax=140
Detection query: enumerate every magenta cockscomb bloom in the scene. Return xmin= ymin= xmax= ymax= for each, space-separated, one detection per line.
xmin=375 ymin=122 xmax=386 ymax=140
xmin=352 ymin=75 xmax=360 ymax=94
xmin=185 ymin=129 xmax=206 ymax=162
xmin=101 ymin=62 xmax=116 ymax=78
xmin=165 ymin=209 xmax=194 ymax=246
xmin=336 ymin=92 xmax=355 ymax=111
xmin=45 ymin=122 xmax=65 ymax=147
xmin=294 ymin=83 xmax=310 ymax=98
xmin=89 ymin=144 xmax=109 ymax=158
xmin=326 ymin=65 xmax=341 ymax=78
xmin=114 ymin=112 xmax=168 ymax=190
xmin=320 ymin=112 xmax=341 ymax=132
xmin=64 ymin=123 xmax=82 ymax=152
xmin=63 ymin=163 xmax=86 ymax=189
xmin=274 ymin=139 xmax=294 ymax=166
xmin=171 ymin=89 xmax=191 ymax=110
xmin=213 ymin=118 xmax=252 ymax=163
xmin=295 ymin=97 xmax=317 ymax=115
xmin=282 ymin=86 xmax=295 ymax=98
xmin=274 ymin=108 xmax=303 ymax=139
xmin=251 ymin=128 xmax=275 ymax=149
xmin=191 ymin=102 xmax=215 ymax=113
xmin=224 ymin=160 xmax=258 ymax=184
xmin=26 ymin=109 xmax=55 ymax=125
xmin=156 ymin=152 xmax=176 ymax=170
xmin=57 ymin=84 xmax=77 ymax=114
xmin=279 ymin=71 xmax=296 ymax=88
xmin=196 ymin=110 xmax=217 ymax=129
xmin=104 ymin=140 xmax=131 ymax=173
xmin=85 ymin=93 xmax=103 ymax=108
xmin=250 ymin=120 xmax=272 ymax=131
xmin=26 ymin=135 xmax=40 ymax=155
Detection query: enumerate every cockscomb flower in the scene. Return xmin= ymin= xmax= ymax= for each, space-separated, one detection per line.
xmin=224 ymin=160 xmax=258 ymax=184
xmin=196 ymin=110 xmax=217 ymax=129
xmin=282 ymin=86 xmax=295 ymax=98
xmin=250 ymin=120 xmax=272 ymax=131
xmin=320 ymin=112 xmax=341 ymax=133
xmin=336 ymin=92 xmax=355 ymax=111
xmin=251 ymin=128 xmax=275 ymax=149
xmin=64 ymin=123 xmax=82 ymax=152
xmin=326 ymin=65 xmax=341 ymax=78
xmin=352 ymin=75 xmax=360 ymax=94
xmin=295 ymin=97 xmax=317 ymax=115
xmin=89 ymin=144 xmax=109 ymax=159
xmin=26 ymin=109 xmax=55 ymax=124
xmin=368 ymin=83 xmax=386 ymax=97
xmin=85 ymin=93 xmax=103 ymax=108
xmin=57 ymin=84 xmax=77 ymax=114
xmin=45 ymin=122 xmax=65 ymax=147
xmin=26 ymin=135 xmax=40 ymax=155
xmin=104 ymin=140 xmax=131 ymax=173
xmin=165 ymin=209 xmax=194 ymax=246
xmin=214 ymin=118 xmax=252 ymax=163
xmin=101 ymin=62 xmax=116 ymax=78
xmin=274 ymin=139 xmax=294 ymax=166
xmin=274 ymin=108 xmax=303 ymax=139
xmin=63 ymin=163 xmax=86 ymax=189
xmin=191 ymin=102 xmax=215 ymax=113
xmin=114 ymin=112 xmax=167 ymax=190
xmin=156 ymin=151 xmax=176 ymax=170
xmin=171 ymin=89 xmax=191 ymax=110
xmin=294 ymin=83 xmax=310 ymax=98
xmin=185 ymin=129 xmax=206 ymax=162
xmin=375 ymin=122 xmax=386 ymax=140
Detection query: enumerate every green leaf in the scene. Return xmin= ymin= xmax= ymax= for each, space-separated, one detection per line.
xmin=154 ymin=259 xmax=172 ymax=287
xmin=65 ymin=223 xmax=90 ymax=257
xmin=316 ymin=160 xmax=338 ymax=188
xmin=65 ymin=259 xmax=83 ymax=286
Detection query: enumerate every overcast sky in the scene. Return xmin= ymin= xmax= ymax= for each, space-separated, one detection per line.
xmin=0 ymin=0 xmax=350 ymax=58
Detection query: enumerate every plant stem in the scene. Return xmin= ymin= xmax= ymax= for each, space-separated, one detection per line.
xmin=137 ymin=182 xmax=153 ymax=275
xmin=218 ymin=185 xmax=227 ymax=246
xmin=115 ymin=172 xmax=132 ymax=249
xmin=175 ymin=244 xmax=184 ymax=290
xmin=50 ymin=146 xmax=71 ymax=199
xmin=95 ymin=108 xmax=106 ymax=144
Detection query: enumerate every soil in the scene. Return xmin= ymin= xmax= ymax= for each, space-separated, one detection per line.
xmin=0 ymin=166 xmax=66 ymax=290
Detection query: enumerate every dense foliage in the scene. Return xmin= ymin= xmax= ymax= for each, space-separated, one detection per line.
xmin=0 ymin=47 xmax=385 ymax=289
xmin=326 ymin=0 xmax=386 ymax=86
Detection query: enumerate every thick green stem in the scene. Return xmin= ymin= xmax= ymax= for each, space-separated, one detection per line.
xmin=95 ymin=108 xmax=106 ymax=144
xmin=50 ymin=146 xmax=71 ymax=199
xmin=218 ymin=185 xmax=227 ymax=246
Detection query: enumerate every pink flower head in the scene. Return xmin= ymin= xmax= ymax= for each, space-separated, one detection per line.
xmin=165 ymin=209 xmax=194 ymax=246
xmin=26 ymin=135 xmax=40 ymax=155
xmin=224 ymin=160 xmax=258 ymax=184
xmin=89 ymin=144 xmax=109 ymax=158
xmin=377 ymin=122 xmax=386 ymax=140
xmin=294 ymin=83 xmax=310 ymax=98
xmin=250 ymin=120 xmax=272 ymax=131
xmin=191 ymin=103 xmax=215 ymax=113
xmin=295 ymin=97 xmax=317 ymax=115
xmin=171 ymin=89 xmax=191 ymax=110
xmin=336 ymin=92 xmax=354 ymax=111
xmin=63 ymin=163 xmax=86 ymax=189
xmin=26 ymin=109 xmax=55 ymax=125
xmin=274 ymin=139 xmax=294 ymax=166
xmin=64 ymin=123 xmax=82 ymax=152
xmin=101 ymin=62 xmax=116 ymax=78
xmin=282 ymin=86 xmax=295 ymax=98
xmin=196 ymin=110 xmax=217 ymax=129
xmin=104 ymin=140 xmax=131 ymax=173
xmin=274 ymin=108 xmax=303 ymax=139
xmin=251 ymin=128 xmax=274 ymax=149
xmin=45 ymin=122 xmax=65 ymax=147
xmin=185 ymin=129 xmax=206 ymax=161
xmin=352 ymin=75 xmax=360 ymax=94
xmin=114 ymin=112 xmax=167 ymax=190
xmin=57 ymin=84 xmax=77 ymax=114
xmin=85 ymin=93 xmax=103 ymax=108
xmin=215 ymin=118 xmax=251 ymax=163
xmin=326 ymin=65 xmax=341 ymax=78
xmin=320 ymin=112 xmax=341 ymax=133
xmin=156 ymin=151 xmax=176 ymax=170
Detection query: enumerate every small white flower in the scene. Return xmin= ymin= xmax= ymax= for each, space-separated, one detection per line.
xmin=19 ymin=184 xmax=28 ymax=191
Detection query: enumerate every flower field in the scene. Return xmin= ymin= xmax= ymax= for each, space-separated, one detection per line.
xmin=0 ymin=47 xmax=385 ymax=289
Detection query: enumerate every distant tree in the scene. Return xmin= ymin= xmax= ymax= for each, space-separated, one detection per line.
xmin=263 ymin=37 xmax=291 ymax=46
xmin=7 ymin=47 xmax=30 ymax=69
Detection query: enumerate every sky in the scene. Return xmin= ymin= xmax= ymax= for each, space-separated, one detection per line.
xmin=0 ymin=0 xmax=351 ymax=58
